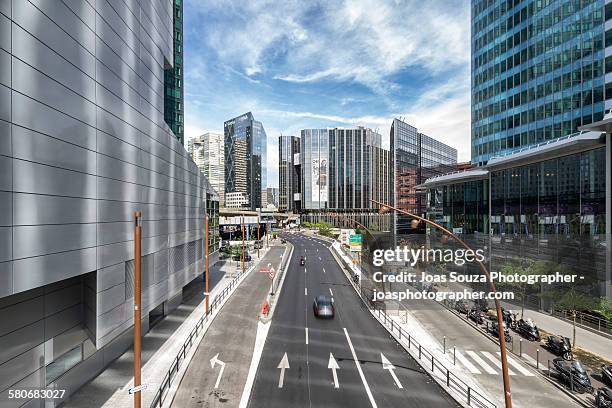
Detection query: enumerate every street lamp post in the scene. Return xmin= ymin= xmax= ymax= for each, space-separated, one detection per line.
xmin=205 ymin=213 xmax=209 ymax=313
xmin=133 ymin=212 xmax=142 ymax=408
xmin=371 ymin=198 xmax=513 ymax=408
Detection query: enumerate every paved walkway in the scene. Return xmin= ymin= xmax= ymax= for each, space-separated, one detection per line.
xmin=170 ymin=246 xmax=286 ymax=408
xmin=500 ymin=302 xmax=612 ymax=361
xmin=64 ymin=247 xmax=270 ymax=408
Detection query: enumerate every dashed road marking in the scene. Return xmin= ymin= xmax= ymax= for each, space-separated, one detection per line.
xmin=454 ymin=350 xmax=482 ymax=374
xmin=466 ymin=350 xmax=497 ymax=374
xmin=481 ymin=351 xmax=516 ymax=375
xmin=496 ymin=352 xmax=534 ymax=376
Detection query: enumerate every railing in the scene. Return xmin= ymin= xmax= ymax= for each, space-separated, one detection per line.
xmin=551 ymin=308 xmax=612 ymax=335
xmin=149 ymin=264 xmax=251 ymax=408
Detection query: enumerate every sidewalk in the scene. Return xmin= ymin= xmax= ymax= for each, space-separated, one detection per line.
xmin=63 ymin=246 xmax=271 ymax=408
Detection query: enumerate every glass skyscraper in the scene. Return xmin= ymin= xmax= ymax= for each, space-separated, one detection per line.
xmin=390 ymin=119 xmax=457 ymax=234
xmin=472 ymin=0 xmax=608 ymax=165
xmin=224 ymin=112 xmax=268 ymax=210
xmin=278 ymin=135 xmax=300 ymax=212
xmin=164 ymin=0 xmax=184 ymax=144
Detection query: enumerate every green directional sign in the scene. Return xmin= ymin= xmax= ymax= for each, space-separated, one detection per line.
xmin=349 ymin=234 xmax=362 ymax=252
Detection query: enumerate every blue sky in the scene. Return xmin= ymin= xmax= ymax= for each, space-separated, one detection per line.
xmin=183 ymin=0 xmax=471 ymax=187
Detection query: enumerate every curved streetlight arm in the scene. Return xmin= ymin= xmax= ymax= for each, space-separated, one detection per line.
xmin=370 ymin=199 xmax=513 ymax=408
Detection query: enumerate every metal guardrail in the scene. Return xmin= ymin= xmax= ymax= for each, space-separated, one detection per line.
xmin=551 ymin=309 xmax=612 ymax=335
xmin=149 ymin=263 xmax=253 ymax=408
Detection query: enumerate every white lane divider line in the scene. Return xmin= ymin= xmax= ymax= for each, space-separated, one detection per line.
xmin=322 ymin=267 xmax=326 ymax=274
xmin=343 ymin=328 xmax=377 ymax=408
xmin=329 ymin=288 xmax=334 ymax=297
xmin=497 ymin=352 xmax=534 ymax=376
xmin=305 ymin=328 xmax=309 ymax=345
xmin=466 ymin=351 xmax=497 ymax=375
xmin=481 ymin=351 xmax=516 ymax=375
xmin=454 ymin=350 xmax=482 ymax=374
xmin=305 ymin=287 xmax=308 ymax=296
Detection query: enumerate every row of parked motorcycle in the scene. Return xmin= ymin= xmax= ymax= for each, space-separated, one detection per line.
xmin=453 ymin=301 xmax=612 ymax=405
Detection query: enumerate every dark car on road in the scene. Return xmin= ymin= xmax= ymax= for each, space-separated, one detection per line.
xmin=313 ymin=295 xmax=335 ymax=319
xmin=232 ymin=253 xmax=252 ymax=262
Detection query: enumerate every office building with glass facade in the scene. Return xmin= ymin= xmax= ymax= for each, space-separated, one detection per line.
xmin=224 ymin=112 xmax=267 ymax=211
xmin=164 ymin=0 xmax=184 ymax=144
xmin=390 ymin=119 xmax=457 ymax=234
xmin=278 ymin=135 xmax=301 ymax=212
xmin=300 ymin=128 xmax=392 ymax=231
xmin=188 ymin=132 xmax=225 ymax=204
xmin=0 ymin=1 xmax=218 ymax=405
xmin=472 ymin=0 xmax=609 ymax=165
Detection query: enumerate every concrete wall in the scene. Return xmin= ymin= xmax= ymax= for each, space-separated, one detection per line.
xmin=0 ymin=0 xmax=215 ymax=405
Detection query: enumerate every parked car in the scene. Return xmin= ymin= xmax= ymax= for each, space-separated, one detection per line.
xmin=546 ymin=334 xmax=573 ymax=360
xmin=455 ymin=301 xmax=469 ymax=314
xmin=601 ymin=365 xmax=612 ymax=387
xmin=596 ymin=388 xmax=612 ymax=407
xmin=516 ymin=318 xmax=540 ymax=341
xmin=232 ymin=253 xmax=252 ymax=262
xmin=313 ymin=295 xmax=335 ymax=318
xmin=553 ymin=358 xmax=593 ymax=393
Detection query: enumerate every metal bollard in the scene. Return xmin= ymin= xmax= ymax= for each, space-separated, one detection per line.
xmin=467 ymin=387 xmax=471 ymax=405
xmin=519 ymin=338 xmax=522 ymax=356
xmin=419 ymin=345 xmax=422 ymax=359
xmin=453 ymin=346 xmax=456 ymax=365
xmin=547 ymin=360 xmax=550 ymax=378
xmin=536 ymin=349 xmax=539 ymax=369
xmin=447 ymin=370 xmax=450 ymax=386
xmin=443 ymin=336 xmax=446 ymax=354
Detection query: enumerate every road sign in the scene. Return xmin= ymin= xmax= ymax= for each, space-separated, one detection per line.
xmin=349 ymin=234 xmax=362 ymax=252
xmin=128 ymin=384 xmax=148 ymax=394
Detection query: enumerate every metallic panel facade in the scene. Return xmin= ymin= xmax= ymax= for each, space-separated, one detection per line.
xmin=0 ymin=0 xmax=216 ymax=405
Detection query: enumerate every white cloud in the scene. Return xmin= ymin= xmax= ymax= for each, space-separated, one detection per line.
xmin=190 ymin=0 xmax=470 ymax=95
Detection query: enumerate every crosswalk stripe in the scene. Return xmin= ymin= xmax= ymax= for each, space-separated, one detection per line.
xmin=522 ymin=354 xmax=538 ymax=368
xmin=496 ymin=352 xmax=535 ymax=376
xmin=454 ymin=350 xmax=481 ymax=374
xmin=466 ymin=351 xmax=497 ymax=374
xmin=481 ymin=351 xmax=516 ymax=375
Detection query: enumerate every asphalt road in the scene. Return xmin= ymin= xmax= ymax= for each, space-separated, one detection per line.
xmin=247 ymin=232 xmax=459 ymax=408
xmin=171 ymin=245 xmax=286 ymax=408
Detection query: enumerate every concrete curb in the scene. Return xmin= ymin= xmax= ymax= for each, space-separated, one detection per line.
xmin=259 ymin=242 xmax=294 ymax=323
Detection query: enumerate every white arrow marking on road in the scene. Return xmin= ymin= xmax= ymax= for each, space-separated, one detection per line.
xmin=380 ymin=353 xmax=403 ymax=389
xmin=322 ymin=267 xmax=326 ymax=274
xmin=277 ymin=352 xmax=290 ymax=388
xmin=329 ymin=288 xmax=334 ymax=297
xmin=305 ymin=287 xmax=307 ymax=296
xmin=210 ymin=353 xmax=226 ymax=389
xmin=328 ymin=353 xmax=340 ymax=388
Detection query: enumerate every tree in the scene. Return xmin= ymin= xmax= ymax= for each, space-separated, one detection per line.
xmin=318 ymin=221 xmax=333 ymax=238
xmin=555 ymin=288 xmax=597 ymax=348
xmin=499 ymin=259 xmax=544 ymax=318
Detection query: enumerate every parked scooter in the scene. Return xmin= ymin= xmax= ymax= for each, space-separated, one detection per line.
xmin=601 ymin=365 xmax=612 ymax=387
xmin=489 ymin=320 xmax=512 ymax=342
xmin=516 ymin=318 xmax=541 ymax=341
xmin=468 ymin=309 xmax=486 ymax=325
xmin=552 ymin=357 xmax=593 ymax=393
xmin=596 ymin=388 xmax=612 ymax=407
xmin=546 ymin=334 xmax=574 ymax=361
